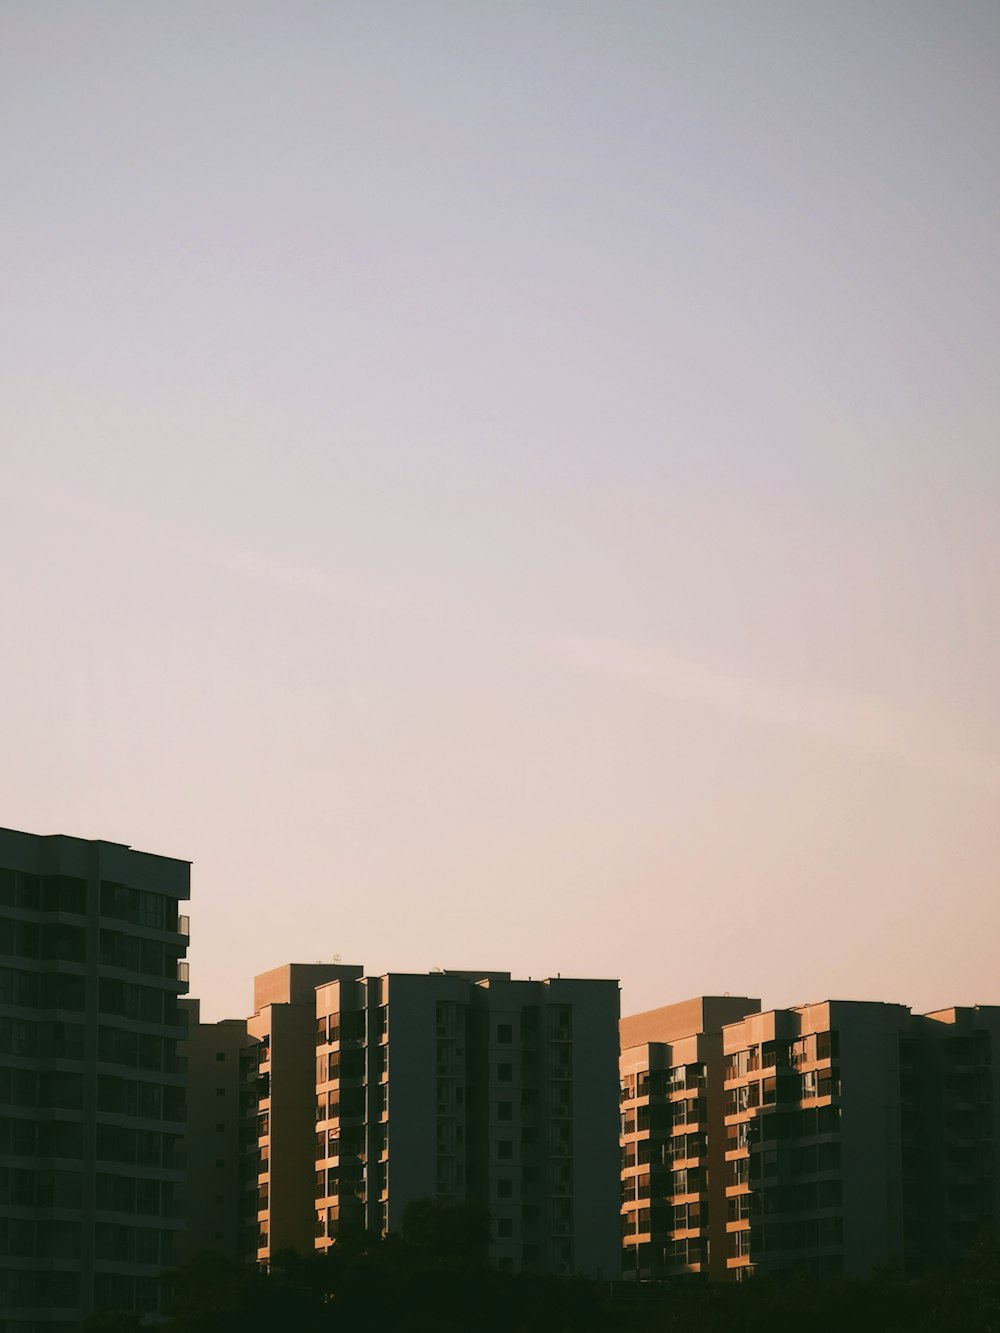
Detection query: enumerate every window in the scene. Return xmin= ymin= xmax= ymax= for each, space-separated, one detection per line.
xmin=727 ymin=1158 xmax=750 ymax=1187
xmin=725 ymin=1050 xmax=754 ymax=1081
xmin=790 ymin=1037 xmax=812 ymax=1067
xmin=671 ymin=1168 xmax=702 ymax=1197
xmin=0 ymin=869 xmax=42 ymax=910
xmin=497 ymin=1218 xmax=512 ymax=1238
xmin=762 ymin=1040 xmax=787 ymax=1069
xmin=551 ymin=1046 xmax=572 ymax=1079
xmin=498 ymin=1101 xmax=513 ymax=1121
xmin=673 ymin=1200 xmax=702 ymax=1231
xmin=729 ymin=1229 xmax=752 ymax=1258
xmin=816 ymin=1030 xmax=838 ymax=1061
xmin=215 ymin=1052 xmax=226 ymax=1062
xmin=497 ymin=1139 xmax=513 ymax=1160
xmin=497 ymin=1063 xmax=513 ymax=1082
xmin=497 ymin=1178 xmax=513 ymax=1199
xmin=497 ymin=1023 xmax=513 ymax=1044
xmin=549 ymin=1006 xmax=572 ymax=1040
xmin=728 ymin=1194 xmax=755 ymax=1223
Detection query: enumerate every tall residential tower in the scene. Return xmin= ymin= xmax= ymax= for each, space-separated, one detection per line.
xmin=249 ymin=964 xmax=621 ymax=1279
xmin=0 ymin=827 xmax=190 ymax=1327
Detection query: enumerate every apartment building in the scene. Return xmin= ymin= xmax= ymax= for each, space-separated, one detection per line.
xmin=721 ymin=1000 xmax=910 ymax=1279
xmin=887 ymin=1004 xmax=1000 ymax=1274
xmin=621 ymin=995 xmax=1000 ymax=1284
xmin=178 ymin=1000 xmax=259 ymax=1264
xmin=249 ymin=964 xmax=621 ymax=1278
xmin=0 ymin=826 xmax=190 ymax=1329
xmin=249 ymin=962 xmax=364 ymax=1264
xmin=619 ymin=996 xmax=761 ymax=1280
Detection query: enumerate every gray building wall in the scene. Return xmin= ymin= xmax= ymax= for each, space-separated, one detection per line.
xmin=311 ymin=968 xmax=621 ymax=1279
xmin=178 ymin=1000 xmax=256 ymax=1264
xmin=831 ymin=1001 xmax=909 ymax=1278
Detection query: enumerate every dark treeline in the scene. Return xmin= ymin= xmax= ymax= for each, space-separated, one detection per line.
xmin=83 ymin=1204 xmax=1000 ymax=1333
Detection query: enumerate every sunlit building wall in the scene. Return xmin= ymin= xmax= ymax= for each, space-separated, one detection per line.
xmin=619 ymin=995 xmax=760 ymax=1280
xmin=622 ymin=994 xmax=1000 ymax=1282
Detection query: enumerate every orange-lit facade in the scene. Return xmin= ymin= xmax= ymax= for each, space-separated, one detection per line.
xmin=619 ymin=996 xmax=760 ymax=1280
xmin=247 ymin=965 xmax=621 ymax=1278
xmin=622 ymin=996 xmax=1000 ymax=1281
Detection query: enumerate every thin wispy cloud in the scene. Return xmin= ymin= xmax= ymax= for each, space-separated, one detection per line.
xmin=539 ymin=633 xmax=1000 ymax=796
xmin=15 ymin=476 xmax=1000 ymax=797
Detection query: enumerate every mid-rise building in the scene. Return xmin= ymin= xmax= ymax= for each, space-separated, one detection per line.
xmin=249 ymin=962 xmax=363 ymax=1264
xmin=620 ymin=995 xmax=761 ymax=1280
xmin=249 ymin=964 xmax=621 ymax=1279
xmin=621 ymin=995 xmax=1000 ymax=1283
xmin=315 ymin=969 xmax=621 ymax=1277
xmin=721 ymin=1000 xmax=906 ymax=1279
xmin=0 ymin=826 xmax=190 ymax=1328
xmin=901 ymin=1005 xmax=1000 ymax=1271
xmin=721 ymin=1000 xmax=1000 ymax=1280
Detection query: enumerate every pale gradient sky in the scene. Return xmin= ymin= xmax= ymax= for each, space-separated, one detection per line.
xmin=3 ymin=1 xmax=999 ymax=1022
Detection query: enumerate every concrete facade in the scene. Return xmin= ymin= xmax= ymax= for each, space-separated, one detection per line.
xmin=720 ymin=1000 xmax=907 ymax=1279
xmin=313 ymin=970 xmax=621 ymax=1278
xmin=249 ymin=963 xmax=363 ymax=1264
xmin=177 ymin=1000 xmax=258 ymax=1264
xmin=621 ymin=995 xmax=1000 ymax=1283
xmin=0 ymin=826 xmax=190 ymax=1327
xmin=620 ymin=996 xmax=761 ymax=1280
xmin=252 ymin=964 xmax=621 ymax=1278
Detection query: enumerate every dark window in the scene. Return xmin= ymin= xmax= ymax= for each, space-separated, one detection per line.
xmin=43 ymin=875 xmax=87 ymax=915
xmin=0 ymin=918 xmax=40 ymax=958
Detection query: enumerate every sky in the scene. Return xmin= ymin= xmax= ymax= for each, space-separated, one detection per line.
xmin=2 ymin=1 xmax=999 ymax=1022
